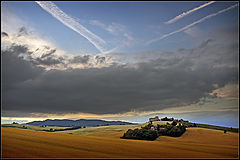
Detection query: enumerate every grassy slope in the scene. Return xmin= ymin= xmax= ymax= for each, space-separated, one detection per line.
xmin=194 ymin=123 xmax=239 ymax=133
xmin=56 ymin=123 xmax=148 ymax=136
xmin=1 ymin=124 xmax=71 ymax=131
xmin=2 ymin=121 xmax=238 ymax=134
xmin=152 ymin=121 xmax=239 ymax=133
xmin=56 ymin=121 xmax=172 ymax=137
xmin=2 ymin=127 xmax=238 ymax=158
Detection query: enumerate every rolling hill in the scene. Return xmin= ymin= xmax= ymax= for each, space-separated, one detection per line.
xmin=2 ymin=127 xmax=238 ymax=158
xmin=26 ymin=118 xmax=137 ymax=127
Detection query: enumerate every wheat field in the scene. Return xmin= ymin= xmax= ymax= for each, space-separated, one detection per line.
xmin=2 ymin=126 xmax=238 ymax=158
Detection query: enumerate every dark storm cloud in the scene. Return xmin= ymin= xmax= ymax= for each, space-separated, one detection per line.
xmin=41 ymin=49 xmax=56 ymax=59
xmin=70 ymin=55 xmax=90 ymax=64
xmin=7 ymin=44 xmax=31 ymax=56
xmin=25 ymin=45 xmax=64 ymax=66
xmin=2 ymin=45 xmax=238 ymax=116
xmin=2 ymin=45 xmax=43 ymax=92
xmin=32 ymin=56 xmax=64 ymax=66
xmin=2 ymin=27 xmax=238 ymax=116
xmin=95 ymin=55 xmax=106 ymax=64
xmin=30 ymin=48 xmax=64 ymax=66
xmin=2 ymin=110 xmax=45 ymax=118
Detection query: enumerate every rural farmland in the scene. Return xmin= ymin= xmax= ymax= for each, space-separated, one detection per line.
xmin=2 ymin=1 xmax=239 ymax=159
xmin=2 ymin=124 xmax=239 ymax=158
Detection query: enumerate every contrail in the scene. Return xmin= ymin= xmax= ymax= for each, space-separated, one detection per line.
xmin=165 ymin=1 xmax=216 ymax=24
xmin=36 ymin=1 xmax=107 ymax=53
xmin=147 ymin=3 xmax=238 ymax=45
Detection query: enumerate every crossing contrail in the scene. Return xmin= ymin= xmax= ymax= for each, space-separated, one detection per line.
xmin=165 ymin=1 xmax=215 ymax=24
xmin=147 ymin=3 xmax=238 ymax=45
xmin=36 ymin=1 xmax=107 ymax=53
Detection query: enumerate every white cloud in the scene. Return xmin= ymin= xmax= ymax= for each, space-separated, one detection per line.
xmin=89 ymin=20 xmax=137 ymax=49
xmin=106 ymin=23 xmax=126 ymax=35
xmin=89 ymin=20 xmax=105 ymax=28
xmin=164 ymin=1 xmax=215 ymax=24
xmin=90 ymin=20 xmax=126 ymax=35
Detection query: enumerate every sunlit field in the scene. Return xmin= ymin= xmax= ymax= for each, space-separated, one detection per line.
xmin=2 ymin=126 xmax=238 ymax=158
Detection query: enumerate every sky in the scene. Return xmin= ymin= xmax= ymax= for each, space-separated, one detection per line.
xmin=1 ymin=1 xmax=239 ymax=127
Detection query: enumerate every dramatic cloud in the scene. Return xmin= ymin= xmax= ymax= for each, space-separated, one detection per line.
xmin=1 ymin=28 xmax=115 ymax=70
xmin=147 ymin=3 xmax=238 ymax=45
xmin=70 ymin=55 xmax=90 ymax=64
xmin=40 ymin=49 xmax=56 ymax=59
xmin=2 ymin=28 xmax=238 ymax=116
xmin=210 ymin=83 xmax=239 ymax=100
xmin=2 ymin=45 xmax=44 ymax=92
xmin=164 ymin=1 xmax=215 ymax=24
xmin=36 ymin=1 xmax=108 ymax=53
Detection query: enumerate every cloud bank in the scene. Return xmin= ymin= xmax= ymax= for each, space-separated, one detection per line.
xmin=2 ymin=27 xmax=238 ymax=116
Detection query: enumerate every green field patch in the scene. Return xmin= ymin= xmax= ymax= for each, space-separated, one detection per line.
xmin=56 ymin=124 xmax=145 ymax=136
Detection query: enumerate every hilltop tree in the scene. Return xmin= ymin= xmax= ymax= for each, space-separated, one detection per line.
xmin=172 ymin=121 xmax=177 ymax=126
xmin=121 ymin=128 xmax=158 ymax=141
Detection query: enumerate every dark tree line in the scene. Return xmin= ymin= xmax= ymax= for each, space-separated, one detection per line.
xmin=121 ymin=123 xmax=158 ymax=140
xmin=44 ymin=126 xmax=83 ymax=132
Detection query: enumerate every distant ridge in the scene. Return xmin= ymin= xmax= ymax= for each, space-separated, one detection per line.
xmin=26 ymin=119 xmax=137 ymax=127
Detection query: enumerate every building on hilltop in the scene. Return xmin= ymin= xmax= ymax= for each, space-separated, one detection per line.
xmin=161 ymin=117 xmax=174 ymax=121
xmin=149 ymin=116 xmax=160 ymax=122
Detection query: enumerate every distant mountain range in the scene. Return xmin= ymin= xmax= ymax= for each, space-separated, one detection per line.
xmin=26 ymin=119 xmax=137 ymax=127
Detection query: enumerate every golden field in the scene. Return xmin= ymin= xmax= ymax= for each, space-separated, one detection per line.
xmin=1 ymin=126 xmax=239 ymax=158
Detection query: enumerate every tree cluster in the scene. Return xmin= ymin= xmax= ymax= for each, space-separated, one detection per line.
xmin=53 ymin=126 xmax=82 ymax=131
xmin=44 ymin=126 xmax=82 ymax=132
xmin=121 ymin=123 xmax=158 ymax=141
xmin=161 ymin=117 xmax=174 ymax=121
xmin=121 ymin=122 xmax=186 ymax=141
xmin=157 ymin=124 xmax=186 ymax=137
